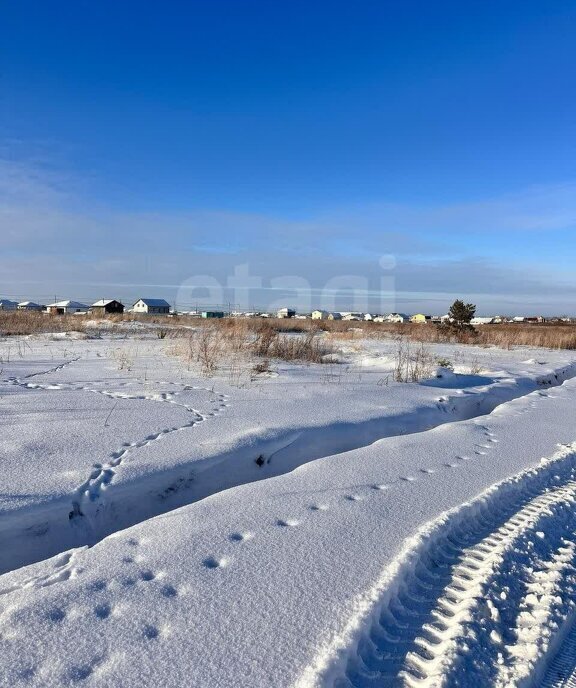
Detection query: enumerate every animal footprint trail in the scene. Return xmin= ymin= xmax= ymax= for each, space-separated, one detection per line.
xmin=92 ymin=385 xmax=229 ymax=425
xmin=277 ymin=519 xmax=300 ymax=528
xmin=203 ymin=557 xmax=229 ymax=569
xmin=68 ymin=384 xmax=232 ymax=526
xmin=94 ymin=602 xmax=112 ymax=620
xmin=8 ymin=356 xmax=81 ymax=389
xmin=229 ymin=532 xmax=253 ymax=542
xmin=0 ymin=548 xmax=84 ymax=597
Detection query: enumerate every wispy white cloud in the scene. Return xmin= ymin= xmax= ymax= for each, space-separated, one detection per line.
xmin=1 ymin=157 xmax=575 ymax=313
xmin=314 ymin=184 xmax=576 ymax=251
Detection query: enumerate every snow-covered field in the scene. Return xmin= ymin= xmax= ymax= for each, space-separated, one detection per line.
xmin=1 ymin=330 xmax=576 ymax=686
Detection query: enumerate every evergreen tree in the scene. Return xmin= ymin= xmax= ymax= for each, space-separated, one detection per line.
xmin=448 ymin=299 xmax=476 ymax=332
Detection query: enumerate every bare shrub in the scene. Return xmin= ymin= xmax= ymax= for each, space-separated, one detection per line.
xmin=469 ymin=356 xmax=483 ymax=375
xmin=394 ymin=339 xmax=436 ymax=382
xmin=112 ymin=348 xmax=134 ymax=371
xmin=251 ymin=321 xmax=278 ymax=357
xmin=169 ymin=320 xmax=335 ymax=377
xmin=195 ymin=329 xmax=221 ymax=376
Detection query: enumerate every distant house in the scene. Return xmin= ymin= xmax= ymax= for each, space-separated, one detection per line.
xmin=277 ymin=307 xmax=296 ymax=319
xmin=512 ymin=316 xmax=545 ymax=323
xmin=0 ymin=299 xmax=18 ymax=311
xmin=132 ymin=298 xmax=171 ymax=315
xmin=90 ymin=299 xmax=125 ymax=315
xmin=17 ymin=301 xmax=43 ymax=311
xmin=341 ymin=312 xmax=363 ymax=321
xmin=327 ymin=312 xmax=342 ymax=320
xmin=410 ymin=314 xmax=431 ymax=324
xmin=311 ymin=310 xmax=329 ymax=320
xmin=471 ymin=317 xmax=495 ymax=325
xmin=201 ymin=311 xmax=224 ymax=319
xmin=385 ymin=313 xmax=409 ymax=323
xmin=364 ymin=313 xmax=375 ymax=321
xmin=46 ymin=300 xmax=89 ymax=315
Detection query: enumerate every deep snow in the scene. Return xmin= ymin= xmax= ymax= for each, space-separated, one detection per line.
xmin=1 ymin=333 xmax=576 ymax=686
xmin=1 ymin=335 xmax=574 ymax=573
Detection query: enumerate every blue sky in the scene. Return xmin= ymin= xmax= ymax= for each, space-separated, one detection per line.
xmin=2 ymin=1 xmax=575 ymax=313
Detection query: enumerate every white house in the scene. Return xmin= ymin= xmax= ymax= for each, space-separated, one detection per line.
xmin=0 ymin=299 xmax=18 ymax=310
xmin=385 ymin=313 xmax=409 ymax=323
xmin=327 ymin=312 xmax=342 ymax=320
xmin=471 ymin=317 xmax=495 ymax=325
xmin=341 ymin=312 xmax=364 ymax=321
xmin=132 ymin=298 xmax=171 ymax=315
xmin=46 ymin=300 xmax=89 ymax=314
xmin=277 ymin=307 xmax=296 ymax=319
xmin=311 ymin=310 xmax=329 ymax=320
xmin=17 ymin=301 xmax=43 ymax=311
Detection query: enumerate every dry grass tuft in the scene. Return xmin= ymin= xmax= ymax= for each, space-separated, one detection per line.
xmin=2 ymin=312 xmax=576 ymax=350
xmin=0 ymin=311 xmax=85 ymax=336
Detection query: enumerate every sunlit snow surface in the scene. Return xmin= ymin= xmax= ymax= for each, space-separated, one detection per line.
xmin=1 ymin=331 xmax=576 ymax=686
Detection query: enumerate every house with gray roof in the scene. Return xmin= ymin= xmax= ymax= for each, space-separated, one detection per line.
xmin=132 ymin=298 xmax=171 ymax=315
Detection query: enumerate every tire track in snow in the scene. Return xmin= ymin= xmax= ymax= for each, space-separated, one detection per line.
xmin=541 ymin=623 xmax=576 ymax=687
xmin=305 ymin=444 xmax=576 ymax=688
